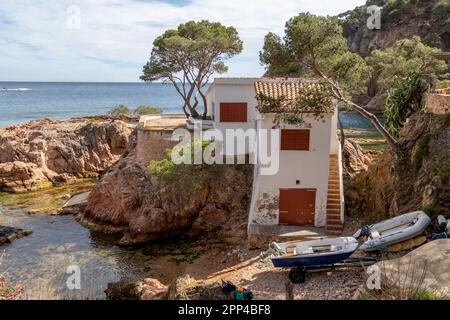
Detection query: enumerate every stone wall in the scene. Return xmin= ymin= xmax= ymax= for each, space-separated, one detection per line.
xmin=426 ymin=93 xmax=450 ymax=115
xmin=136 ymin=128 xmax=180 ymax=166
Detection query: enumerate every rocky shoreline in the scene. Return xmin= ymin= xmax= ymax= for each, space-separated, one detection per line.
xmin=1 ymin=113 xmax=448 ymax=300
xmin=0 ymin=226 xmax=32 ymax=246
xmin=0 ymin=117 xmax=134 ymax=193
xmin=346 ymin=113 xmax=450 ymax=223
xmin=77 ymin=144 xmax=254 ymax=246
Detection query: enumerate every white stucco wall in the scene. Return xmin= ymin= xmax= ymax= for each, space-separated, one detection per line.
xmin=206 ymin=79 xmax=260 ymax=156
xmin=250 ymin=114 xmax=333 ymax=228
xmin=206 ymin=78 xmax=339 ymax=228
xmin=330 ymin=106 xmax=339 ymax=155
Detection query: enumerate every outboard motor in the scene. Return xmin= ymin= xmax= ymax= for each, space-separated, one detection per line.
xmin=357 ymin=225 xmax=371 ymax=239
xmin=432 ymin=216 xmax=450 ymax=240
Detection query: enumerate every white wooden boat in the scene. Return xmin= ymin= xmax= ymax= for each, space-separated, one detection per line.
xmin=354 ymin=211 xmax=431 ymax=252
xmin=271 ymin=237 xmax=359 ymax=268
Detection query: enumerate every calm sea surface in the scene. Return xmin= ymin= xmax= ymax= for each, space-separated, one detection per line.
xmin=0 ymin=81 xmax=377 ymax=130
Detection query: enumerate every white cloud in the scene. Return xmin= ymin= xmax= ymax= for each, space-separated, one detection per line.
xmin=0 ymin=0 xmax=367 ymax=82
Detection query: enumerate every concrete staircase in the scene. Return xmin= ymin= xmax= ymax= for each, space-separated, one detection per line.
xmin=326 ymin=155 xmax=343 ymax=236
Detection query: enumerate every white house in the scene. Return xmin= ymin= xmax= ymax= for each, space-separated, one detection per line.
xmin=206 ymin=77 xmax=344 ymax=236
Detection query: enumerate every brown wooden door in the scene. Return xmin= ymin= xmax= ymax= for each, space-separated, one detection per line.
xmin=279 ymin=189 xmax=316 ymax=226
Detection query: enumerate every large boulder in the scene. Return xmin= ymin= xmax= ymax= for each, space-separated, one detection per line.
xmin=0 ymin=118 xmax=133 ymax=192
xmin=105 ymin=278 xmax=168 ymax=300
xmin=0 ymin=161 xmax=53 ymax=192
xmin=78 ymin=149 xmax=253 ymax=245
xmin=140 ymin=278 xmax=169 ymax=300
xmin=343 ymin=139 xmax=372 ymax=179
xmin=105 ymin=280 xmax=141 ymax=300
xmin=346 ymin=113 xmax=450 ymax=222
xmin=376 ymin=240 xmax=450 ymax=297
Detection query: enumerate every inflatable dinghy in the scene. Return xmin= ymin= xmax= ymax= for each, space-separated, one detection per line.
xmin=354 ymin=211 xmax=431 ymax=252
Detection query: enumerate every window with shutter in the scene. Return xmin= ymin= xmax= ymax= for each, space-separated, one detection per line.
xmin=220 ymin=103 xmax=247 ymax=122
xmin=281 ymin=129 xmax=310 ymax=151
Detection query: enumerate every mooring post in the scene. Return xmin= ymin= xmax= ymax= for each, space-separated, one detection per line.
xmin=285 ymin=280 xmax=294 ymax=300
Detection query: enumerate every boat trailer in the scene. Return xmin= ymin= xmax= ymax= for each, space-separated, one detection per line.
xmin=287 ymin=256 xmax=378 ymax=284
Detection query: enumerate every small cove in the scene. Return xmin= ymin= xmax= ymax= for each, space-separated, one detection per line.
xmin=0 ymin=109 xmax=386 ymax=299
xmin=0 ymin=181 xmax=186 ymax=299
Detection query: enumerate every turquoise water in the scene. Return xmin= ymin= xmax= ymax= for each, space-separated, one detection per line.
xmin=0 ymin=182 xmax=183 ymax=300
xmin=0 ymin=82 xmax=379 ymax=130
xmin=0 ymin=182 xmax=149 ymax=299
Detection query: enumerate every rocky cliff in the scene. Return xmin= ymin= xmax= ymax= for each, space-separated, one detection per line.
xmin=0 ymin=118 xmax=133 ymax=192
xmin=340 ymin=0 xmax=450 ymax=54
xmin=346 ymin=112 xmax=450 ymax=223
xmin=78 ymin=142 xmax=253 ymax=246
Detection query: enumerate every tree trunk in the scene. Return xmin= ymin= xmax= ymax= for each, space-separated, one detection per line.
xmin=313 ymin=67 xmax=399 ymax=153
xmin=182 ymin=104 xmax=189 ymax=118
xmin=200 ymin=92 xmax=208 ymax=119
xmin=349 ymin=101 xmax=398 ymax=152
xmin=285 ymin=281 xmax=294 ymax=300
xmin=334 ymin=94 xmax=399 ymax=152
xmin=368 ymin=72 xmax=380 ymax=97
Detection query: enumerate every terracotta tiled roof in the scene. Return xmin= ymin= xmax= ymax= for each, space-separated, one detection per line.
xmin=254 ymin=78 xmax=334 ymax=115
xmin=254 ymin=78 xmax=321 ymax=100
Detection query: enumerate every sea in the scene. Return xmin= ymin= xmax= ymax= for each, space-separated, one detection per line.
xmin=0 ymin=81 xmax=377 ymax=130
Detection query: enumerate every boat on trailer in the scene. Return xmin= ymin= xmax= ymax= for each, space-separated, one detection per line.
xmin=353 ymin=211 xmax=431 ymax=252
xmin=271 ymin=237 xmax=359 ymax=268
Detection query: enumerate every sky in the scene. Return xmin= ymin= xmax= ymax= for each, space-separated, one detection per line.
xmin=0 ymin=0 xmax=367 ymax=82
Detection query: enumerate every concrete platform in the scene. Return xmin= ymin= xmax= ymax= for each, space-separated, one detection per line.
xmin=248 ymin=223 xmax=326 ymax=249
xmin=63 ymin=192 xmax=90 ymax=208
xmin=139 ymin=114 xmax=187 ymax=131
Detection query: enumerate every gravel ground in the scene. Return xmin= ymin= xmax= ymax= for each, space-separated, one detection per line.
xmin=159 ymin=216 xmax=369 ymax=300
xmin=182 ymin=241 xmax=367 ymax=301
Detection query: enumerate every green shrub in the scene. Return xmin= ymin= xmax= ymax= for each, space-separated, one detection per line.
xmin=147 ymin=140 xmax=223 ymax=190
xmin=440 ymin=113 xmax=450 ymax=126
xmin=108 ymin=105 xmax=131 ymax=115
xmin=432 ymin=0 xmax=450 ymax=16
xmin=147 ymin=159 xmax=182 ymax=181
xmin=437 ymin=80 xmax=450 ymax=89
xmin=413 ymin=288 xmax=442 ymax=300
xmin=383 ymin=72 xmax=426 ymax=137
xmin=422 ymin=203 xmax=436 ymax=216
xmin=359 ymin=287 xmax=442 ymax=300
xmin=383 ymin=0 xmax=415 ymax=22
xmin=134 ymin=105 xmax=163 ymax=115
xmin=171 ymin=244 xmax=204 ymax=265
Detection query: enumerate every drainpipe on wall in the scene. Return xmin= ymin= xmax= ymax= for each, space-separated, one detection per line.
xmin=247 ymin=115 xmax=263 ymax=235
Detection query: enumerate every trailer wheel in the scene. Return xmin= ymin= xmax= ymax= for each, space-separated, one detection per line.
xmin=288 ymin=269 xmax=306 ymax=284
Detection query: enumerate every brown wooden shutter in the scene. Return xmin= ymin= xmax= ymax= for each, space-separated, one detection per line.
xmin=281 ymin=129 xmax=310 ymax=151
xmin=220 ymin=103 xmax=248 ymax=122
